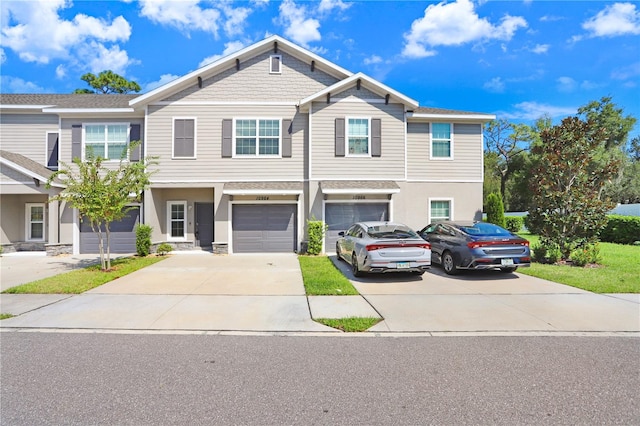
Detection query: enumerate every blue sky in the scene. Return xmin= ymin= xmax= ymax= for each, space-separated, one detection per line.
xmin=1 ymin=0 xmax=639 ymax=136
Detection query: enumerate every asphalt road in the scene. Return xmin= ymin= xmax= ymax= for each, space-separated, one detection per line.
xmin=1 ymin=333 xmax=638 ymax=425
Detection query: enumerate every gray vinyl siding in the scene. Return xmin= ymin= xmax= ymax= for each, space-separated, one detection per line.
xmin=310 ymin=100 xmax=406 ymax=179
xmin=146 ymin=104 xmax=306 ymax=182
xmin=163 ymin=51 xmax=340 ymax=103
xmin=0 ymin=114 xmax=59 ymax=164
xmin=407 ymin=122 xmax=483 ymax=181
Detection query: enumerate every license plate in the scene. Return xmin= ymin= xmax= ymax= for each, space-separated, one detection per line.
xmin=396 ymin=262 xmax=410 ymax=269
xmin=501 ymin=258 xmax=514 ymax=266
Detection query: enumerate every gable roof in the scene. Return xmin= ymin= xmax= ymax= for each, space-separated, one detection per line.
xmin=0 ymin=150 xmax=64 ymax=187
xmin=408 ymin=107 xmax=495 ymax=121
xmin=297 ymin=72 xmax=419 ymax=111
xmin=129 ymin=35 xmax=354 ymax=108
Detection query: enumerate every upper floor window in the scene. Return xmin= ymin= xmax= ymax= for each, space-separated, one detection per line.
xmin=173 ymin=118 xmax=196 ymax=159
xmin=431 ymin=123 xmax=452 ymax=159
xmin=235 ymin=119 xmax=281 ymax=157
xmin=347 ymin=118 xmax=370 ymax=156
xmin=84 ymin=124 xmax=128 ymax=160
xmin=270 ymin=55 xmax=282 ymax=74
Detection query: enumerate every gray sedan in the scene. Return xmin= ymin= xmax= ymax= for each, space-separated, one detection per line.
xmin=336 ymin=221 xmax=431 ymax=277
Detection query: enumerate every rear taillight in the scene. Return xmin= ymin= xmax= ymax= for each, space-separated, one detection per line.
xmin=366 ymin=243 xmax=431 ymax=251
xmin=467 ymin=240 xmax=530 ymax=249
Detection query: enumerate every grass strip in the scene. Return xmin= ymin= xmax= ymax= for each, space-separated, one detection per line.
xmin=2 ymin=256 xmax=166 ymax=294
xmin=315 ymin=317 xmax=381 ymax=332
xmin=0 ymin=313 xmax=15 ymax=320
xmin=298 ymin=255 xmax=359 ymax=295
xmin=518 ymin=232 xmax=640 ymax=293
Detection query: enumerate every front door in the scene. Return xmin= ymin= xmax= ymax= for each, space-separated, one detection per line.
xmin=195 ymin=202 xmax=214 ymax=249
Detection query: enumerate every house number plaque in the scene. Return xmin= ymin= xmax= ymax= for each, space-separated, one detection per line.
xmin=352 ymin=195 xmax=365 ymax=200
xmin=256 ymin=196 xmax=270 ymax=200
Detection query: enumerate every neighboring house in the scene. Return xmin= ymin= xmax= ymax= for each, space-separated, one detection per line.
xmin=0 ymin=35 xmax=494 ymax=255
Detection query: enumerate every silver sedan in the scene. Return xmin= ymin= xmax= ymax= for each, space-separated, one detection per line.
xmin=336 ymin=221 xmax=431 ymax=277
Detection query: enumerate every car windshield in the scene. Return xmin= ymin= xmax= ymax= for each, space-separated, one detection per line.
xmin=366 ymin=224 xmax=419 ymax=239
xmin=458 ymin=222 xmax=512 ymax=237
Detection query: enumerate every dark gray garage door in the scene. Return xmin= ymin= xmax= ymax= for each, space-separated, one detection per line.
xmin=325 ymin=203 xmax=389 ymax=251
xmin=79 ymin=207 xmax=140 ymax=254
xmin=232 ymin=204 xmax=296 ymax=253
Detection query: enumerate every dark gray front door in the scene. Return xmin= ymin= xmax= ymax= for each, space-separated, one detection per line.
xmin=232 ymin=204 xmax=296 ymax=253
xmin=195 ymin=202 xmax=214 ymax=249
xmin=79 ymin=207 xmax=140 ymax=254
xmin=325 ymin=203 xmax=389 ymax=251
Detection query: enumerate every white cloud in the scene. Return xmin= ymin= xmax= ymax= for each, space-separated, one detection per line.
xmin=220 ymin=4 xmax=252 ymax=37
xmin=55 ymin=64 xmax=66 ymax=79
xmin=0 ymin=75 xmax=47 ymax=93
xmin=556 ymin=76 xmax=577 ymax=93
xmin=402 ymin=0 xmax=527 ymax=58
xmin=363 ymin=55 xmax=383 ymax=65
xmin=198 ymin=41 xmax=247 ymax=68
xmin=318 ymin=0 xmax=351 ymax=14
xmin=501 ymin=101 xmax=576 ymax=120
xmin=81 ymin=42 xmax=135 ymax=74
xmin=1 ymin=0 xmax=131 ymax=65
xmin=139 ymin=0 xmax=221 ymax=37
xmin=530 ymin=44 xmax=549 ymax=54
xmin=251 ymin=0 xmax=270 ymax=7
xmin=582 ymin=2 xmax=640 ymax=37
xmin=611 ymin=62 xmax=640 ymax=80
xmin=483 ymin=77 xmax=505 ymax=93
xmin=278 ymin=0 xmax=321 ymax=47
xmin=540 ymin=15 xmax=564 ymax=22
xmin=144 ymin=73 xmax=180 ymax=92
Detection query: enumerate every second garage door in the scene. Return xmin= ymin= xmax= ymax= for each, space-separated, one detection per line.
xmin=79 ymin=207 xmax=140 ymax=254
xmin=232 ymin=204 xmax=297 ymax=253
xmin=325 ymin=203 xmax=389 ymax=251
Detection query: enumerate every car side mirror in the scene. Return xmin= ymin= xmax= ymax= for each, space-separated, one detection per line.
xmin=338 ymin=231 xmax=345 ymax=236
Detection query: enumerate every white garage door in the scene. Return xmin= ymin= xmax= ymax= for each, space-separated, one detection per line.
xmin=325 ymin=203 xmax=389 ymax=251
xmin=232 ymin=204 xmax=297 ymax=253
xmin=79 ymin=207 xmax=140 ymax=254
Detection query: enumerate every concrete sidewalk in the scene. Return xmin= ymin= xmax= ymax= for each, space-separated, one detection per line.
xmin=1 ymin=252 xmax=638 ymax=334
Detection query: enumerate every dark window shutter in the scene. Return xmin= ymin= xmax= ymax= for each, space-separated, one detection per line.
xmin=222 ymin=119 xmax=233 ymax=158
xmin=282 ymin=119 xmax=292 ymax=158
xmin=47 ymin=132 xmax=59 ymax=169
xmin=129 ymin=124 xmax=142 ymax=162
xmin=174 ymin=119 xmax=195 ymax=157
xmin=71 ymin=125 xmax=82 ymax=161
xmin=335 ymin=118 xmax=345 ymax=157
xmin=371 ymin=118 xmax=381 ymax=157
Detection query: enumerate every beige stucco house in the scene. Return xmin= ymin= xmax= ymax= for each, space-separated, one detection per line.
xmin=0 ymin=35 xmax=494 ymax=255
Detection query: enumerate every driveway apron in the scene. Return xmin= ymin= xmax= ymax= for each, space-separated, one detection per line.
xmin=1 ymin=254 xmax=333 ymax=332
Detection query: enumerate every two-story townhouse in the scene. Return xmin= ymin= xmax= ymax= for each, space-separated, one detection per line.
xmin=0 ymin=35 xmax=494 ymax=256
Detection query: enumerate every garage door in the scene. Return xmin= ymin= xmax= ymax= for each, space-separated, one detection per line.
xmin=325 ymin=203 xmax=389 ymax=251
xmin=79 ymin=207 xmax=140 ymax=254
xmin=232 ymin=204 xmax=296 ymax=253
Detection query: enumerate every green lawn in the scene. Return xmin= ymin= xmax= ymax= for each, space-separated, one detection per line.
xmin=2 ymin=256 xmax=166 ymax=294
xmin=517 ymin=232 xmax=640 ymax=293
xmin=315 ymin=317 xmax=381 ymax=332
xmin=298 ymin=255 xmax=359 ymax=295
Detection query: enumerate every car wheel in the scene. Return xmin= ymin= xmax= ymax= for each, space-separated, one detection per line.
xmin=351 ymin=253 xmax=365 ymax=277
xmin=500 ymin=267 xmax=517 ymax=273
xmin=335 ymin=242 xmax=343 ymax=261
xmin=442 ymin=251 xmax=459 ymax=275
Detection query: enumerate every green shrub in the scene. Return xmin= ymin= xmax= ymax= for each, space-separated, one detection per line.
xmin=306 ymin=219 xmax=328 ymax=255
xmin=532 ymin=240 xmax=562 ymax=264
xmin=570 ymin=243 xmax=602 ymax=267
xmin=156 ymin=243 xmax=173 ymax=256
xmin=486 ymin=193 xmax=505 ymax=228
xmin=505 ymin=216 xmax=524 ymax=233
xmin=599 ymin=215 xmax=640 ymax=245
xmin=135 ymin=224 xmax=152 ymax=257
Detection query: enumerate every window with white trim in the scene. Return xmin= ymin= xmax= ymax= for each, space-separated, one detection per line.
xmin=167 ymin=201 xmax=187 ymax=240
xmin=431 ymin=123 xmax=452 ymax=159
xmin=270 ymin=55 xmax=282 ymax=74
xmin=26 ymin=203 xmax=45 ymax=241
xmin=84 ymin=124 xmax=128 ymax=160
xmin=430 ymin=200 xmax=451 ymax=222
xmin=235 ymin=119 xmax=281 ymax=156
xmin=347 ymin=118 xmax=370 ymax=156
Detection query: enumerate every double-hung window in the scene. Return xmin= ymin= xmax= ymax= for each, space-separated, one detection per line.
xmin=347 ymin=118 xmax=370 ymax=156
xmin=173 ymin=118 xmax=196 ymax=159
xmin=84 ymin=124 xmax=128 ymax=160
xmin=167 ymin=201 xmax=187 ymax=241
xmin=431 ymin=123 xmax=452 ymax=159
xmin=26 ymin=203 xmax=45 ymax=241
xmin=235 ymin=119 xmax=280 ymax=156
xmin=430 ymin=199 xmax=452 ymax=223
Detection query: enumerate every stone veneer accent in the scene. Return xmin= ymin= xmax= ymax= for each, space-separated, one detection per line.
xmin=211 ymin=242 xmax=228 ymax=255
xmin=45 ymin=243 xmax=73 ymax=256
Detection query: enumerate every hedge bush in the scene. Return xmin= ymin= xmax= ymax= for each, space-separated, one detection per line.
xmin=599 ymin=215 xmax=640 ymax=245
xmin=505 ymin=216 xmax=524 ymax=233
xmin=306 ymin=219 xmax=328 ymax=255
xmin=135 ymin=224 xmax=152 ymax=257
xmin=570 ymin=243 xmax=602 ymax=267
xmin=531 ymin=240 xmax=562 ymax=264
xmin=486 ymin=193 xmax=506 ymax=228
